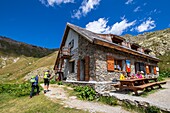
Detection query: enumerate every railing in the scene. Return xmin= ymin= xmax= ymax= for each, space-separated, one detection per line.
xmin=137 ymin=48 xmax=144 ymax=53
xmin=60 ymin=47 xmax=71 ymax=58
xmin=121 ymin=42 xmax=131 ymax=49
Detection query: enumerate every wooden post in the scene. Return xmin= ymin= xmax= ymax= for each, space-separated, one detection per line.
xmin=77 ymin=60 xmax=80 ymax=81
xmin=85 ymin=56 xmax=90 ymax=81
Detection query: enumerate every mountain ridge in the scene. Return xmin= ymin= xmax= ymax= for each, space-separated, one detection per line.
xmin=124 ymin=28 xmax=170 ymax=71
xmin=0 ymin=36 xmax=58 ymax=58
xmin=0 ymin=36 xmax=58 ymax=83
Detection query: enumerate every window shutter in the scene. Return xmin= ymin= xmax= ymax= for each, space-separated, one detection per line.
xmin=85 ymin=56 xmax=90 ymax=81
xmin=77 ymin=60 xmax=80 ymax=81
xmin=107 ymin=56 xmax=114 ymax=71
xmin=154 ymin=67 xmax=157 ymax=75
xmin=146 ymin=65 xmax=150 ymax=74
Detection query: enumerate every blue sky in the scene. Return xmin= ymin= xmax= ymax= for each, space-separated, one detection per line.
xmin=0 ymin=0 xmax=169 ymax=48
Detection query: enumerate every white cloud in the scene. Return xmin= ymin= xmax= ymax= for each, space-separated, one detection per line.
xmin=136 ymin=17 xmax=156 ymax=32
xmin=109 ymin=19 xmax=136 ymax=35
xmin=72 ymin=0 xmax=101 ymax=19
xmin=39 ymin=0 xmax=74 ymax=7
xmin=86 ymin=18 xmax=136 ymax=35
xmin=125 ymin=0 xmax=133 ymax=5
xmin=86 ymin=18 xmax=110 ymax=33
xmin=134 ymin=6 xmax=141 ymax=12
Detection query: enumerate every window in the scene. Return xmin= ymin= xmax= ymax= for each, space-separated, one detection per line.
xmin=146 ymin=65 xmax=157 ymax=75
xmin=114 ymin=60 xmax=122 ymax=71
xmin=107 ymin=55 xmax=124 ymax=72
xmin=135 ymin=62 xmax=145 ymax=74
xmin=69 ymin=61 xmax=75 ymax=73
xmin=68 ymin=39 xmax=74 ymax=49
xmin=149 ymin=65 xmax=154 ymax=74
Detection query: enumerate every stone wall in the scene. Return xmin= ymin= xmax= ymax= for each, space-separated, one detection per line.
xmin=65 ymin=34 xmax=158 ymax=82
xmin=94 ymin=45 xmax=130 ymax=81
xmin=78 ymin=36 xmax=96 ymax=81
xmin=64 ymin=48 xmax=79 ymax=81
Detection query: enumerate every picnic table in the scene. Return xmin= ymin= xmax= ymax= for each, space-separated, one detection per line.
xmin=112 ymin=78 xmax=166 ymax=95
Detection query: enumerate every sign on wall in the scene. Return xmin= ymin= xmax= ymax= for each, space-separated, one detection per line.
xmin=126 ymin=60 xmax=131 ymax=72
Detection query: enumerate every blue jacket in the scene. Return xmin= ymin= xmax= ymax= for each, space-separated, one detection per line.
xmin=33 ymin=75 xmax=38 ymax=86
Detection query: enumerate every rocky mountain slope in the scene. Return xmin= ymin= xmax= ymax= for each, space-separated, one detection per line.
xmin=0 ymin=36 xmax=58 ymax=83
xmin=124 ymin=28 xmax=170 ymax=71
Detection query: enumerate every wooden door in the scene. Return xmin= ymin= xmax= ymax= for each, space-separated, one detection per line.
xmin=85 ymin=56 xmax=90 ymax=81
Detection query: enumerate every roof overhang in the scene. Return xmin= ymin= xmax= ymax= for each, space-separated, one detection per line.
xmin=93 ymin=38 xmax=160 ymax=62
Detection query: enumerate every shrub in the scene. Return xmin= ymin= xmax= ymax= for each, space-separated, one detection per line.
xmin=159 ymin=71 xmax=170 ymax=78
xmin=145 ymin=106 xmax=160 ymax=113
xmin=74 ymin=86 xmax=96 ymax=101
xmin=158 ymin=71 xmax=170 ymax=81
xmin=50 ymin=79 xmax=57 ymax=84
xmin=0 ymin=83 xmax=42 ymax=97
xmin=57 ymin=81 xmax=63 ymax=85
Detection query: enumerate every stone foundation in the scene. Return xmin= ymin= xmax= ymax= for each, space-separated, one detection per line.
xmin=64 ymin=81 xmax=115 ymax=93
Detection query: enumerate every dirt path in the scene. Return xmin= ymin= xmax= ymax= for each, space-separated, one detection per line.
xmin=41 ymin=84 xmax=131 ymax=113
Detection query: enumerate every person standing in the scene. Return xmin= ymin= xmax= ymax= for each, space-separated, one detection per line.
xmin=30 ymin=75 xmax=39 ymax=98
xmin=43 ymin=70 xmax=51 ymax=93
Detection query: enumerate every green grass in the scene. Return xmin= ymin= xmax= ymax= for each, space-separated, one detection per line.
xmin=0 ymin=51 xmax=58 ymax=84
xmin=0 ymin=93 xmax=87 ymax=113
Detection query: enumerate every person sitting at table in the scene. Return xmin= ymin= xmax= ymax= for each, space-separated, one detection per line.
xmin=140 ymin=71 xmax=145 ymax=78
xmin=120 ymin=71 xmax=126 ymax=80
xmin=136 ymin=71 xmax=143 ymax=78
xmin=131 ymin=73 xmax=135 ymax=79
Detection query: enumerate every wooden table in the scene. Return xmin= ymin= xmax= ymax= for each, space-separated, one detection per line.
xmin=118 ymin=78 xmax=158 ymax=95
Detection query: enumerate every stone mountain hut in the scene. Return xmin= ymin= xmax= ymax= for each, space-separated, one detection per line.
xmin=54 ymin=23 xmax=160 ymax=82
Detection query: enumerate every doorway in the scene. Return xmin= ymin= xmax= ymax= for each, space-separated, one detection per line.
xmin=80 ymin=59 xmax=85 ymax=81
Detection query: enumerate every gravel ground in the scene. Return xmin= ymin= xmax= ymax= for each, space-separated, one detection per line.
xmin=109 ymin=79 xmax=170 ymax=112
xmin=41 ymin=84 xmax=131 ymax=113
xmin=41 ymin=79 xmax=170 ymax=113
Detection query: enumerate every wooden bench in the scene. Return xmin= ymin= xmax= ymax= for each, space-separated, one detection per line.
xmin=112 ymin=79 xmax=167 ymax=96
xmin=124 ymin=82 xmax=157 ymax=95
xmin=132 ymin=81 xmax=166 ymax=95
xmin=134 ymin=82 xmax=157 ymax=90
xmin=111 ymin=83 xmax=120 ymax=90
xmin=157 ymin=81 xmax=166 ymax=84
xmin=155 ymin=81 xmax=167 ymax=88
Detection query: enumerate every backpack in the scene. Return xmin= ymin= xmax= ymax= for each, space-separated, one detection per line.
xmin=44 ymin=72 xmax=50 ymax=79
xmin=30 ymin=76 xmax=36 ymax=83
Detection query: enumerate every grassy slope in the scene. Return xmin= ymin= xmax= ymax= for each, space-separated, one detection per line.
xmin=0 ymin=94 xmax=87 ymax=113
xmin=0 ymin=51 xmax=58 ymax=83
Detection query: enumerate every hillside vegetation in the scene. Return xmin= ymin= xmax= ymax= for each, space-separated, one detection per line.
xmin=124 ymin=28 xmax=170 ymax=71
xmin=0 ymin=36 xmax=58 ymax=83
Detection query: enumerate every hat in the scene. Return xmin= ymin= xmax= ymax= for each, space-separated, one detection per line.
xmin=141 ymin=71 xmax=144 ymax=73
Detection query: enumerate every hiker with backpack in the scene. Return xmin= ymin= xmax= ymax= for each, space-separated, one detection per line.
xmin=43 ymin=70 xmax=51 ymax=93
xmin=30 ymin=75 xmax=39 ymax=98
